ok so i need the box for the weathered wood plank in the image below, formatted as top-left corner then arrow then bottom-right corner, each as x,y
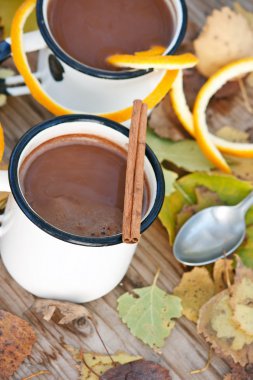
1,0 -> 252,379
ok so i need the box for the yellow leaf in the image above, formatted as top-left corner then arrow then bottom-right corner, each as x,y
173,267 -> 214,323
230,263 -> 253,336
213,259 -> 234,294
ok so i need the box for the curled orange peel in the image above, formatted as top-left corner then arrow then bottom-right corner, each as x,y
0,124 -> 4,162
194,58 -> 253,173
171,60 -> 253,173
107,52 -> 198,70
11,0 -> 179,123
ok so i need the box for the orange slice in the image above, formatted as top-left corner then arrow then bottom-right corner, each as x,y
194,58 -> 253,173
107,53 -> 198,70
11,0 -> 179,123
0,124 -> 4,162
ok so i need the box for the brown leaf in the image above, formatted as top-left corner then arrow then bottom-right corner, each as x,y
0,309 -> 36,379
197,289 -> 253,366
149,95 -> 187,141
224,363 -> 253,380
33,299 -> 92,325
100,360 -> 171,380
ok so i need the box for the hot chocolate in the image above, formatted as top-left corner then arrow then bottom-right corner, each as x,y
47,0 -> 174,70
19,134 -> 149,237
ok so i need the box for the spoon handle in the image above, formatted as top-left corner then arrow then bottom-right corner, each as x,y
237,191 -> 253,215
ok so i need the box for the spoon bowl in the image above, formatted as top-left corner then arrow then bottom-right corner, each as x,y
173,191 -> 253,266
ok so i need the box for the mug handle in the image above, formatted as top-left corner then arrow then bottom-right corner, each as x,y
0,31 -> 46,63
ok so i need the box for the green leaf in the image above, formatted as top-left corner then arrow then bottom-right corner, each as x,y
146,129 -> 214,172
159,172 -> 253,244
162,169 -> 178,196
117,272 -> 182,349
236,226 -> 253,269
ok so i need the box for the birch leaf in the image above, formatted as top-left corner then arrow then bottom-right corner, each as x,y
117,272 -> 182,349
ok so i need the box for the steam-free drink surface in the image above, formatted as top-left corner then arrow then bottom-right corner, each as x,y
47,0 -> 174,70
20,135 -> 149,237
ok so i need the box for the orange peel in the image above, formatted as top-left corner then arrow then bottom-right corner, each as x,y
0,124 -> 4,162
107,52 -> 198,70
194,58 -> 253,173
11,0 -> 179,123
171,61 -> 253,172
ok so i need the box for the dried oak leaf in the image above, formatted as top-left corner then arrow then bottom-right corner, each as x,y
100,359 -> 171,380
0,310 -> 36,379
213,259 -> 234,294
230,263 -> 253,336
33,299 -> 92,325
173,267 -> 215,323
197,290 -> 253,366
224,362 -> 253,380
194,7 -> 253,77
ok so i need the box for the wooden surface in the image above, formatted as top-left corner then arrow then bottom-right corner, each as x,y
1,1 -> 253,379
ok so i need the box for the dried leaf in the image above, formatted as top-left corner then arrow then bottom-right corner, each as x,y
198,290 -> 253,366
66,346 -> 142,380
194,7 -> 253,77
234,3 -> 253,30
230,263 -> 253,336
229,156 -> 253,184
216,126 -> 250,143
101,359 -> 172,380
0,310 -> 36,379
33,299 -> 92,325
213,259 -> 234,293
149,97 -> 186,141
117,272 -> 182,349
173,267 -> 215,323
224,363 -> 253,380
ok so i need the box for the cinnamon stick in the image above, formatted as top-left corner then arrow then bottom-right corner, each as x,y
122,100 -> 148,244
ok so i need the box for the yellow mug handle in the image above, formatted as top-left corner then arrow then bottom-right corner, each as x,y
11,0 -> 178,123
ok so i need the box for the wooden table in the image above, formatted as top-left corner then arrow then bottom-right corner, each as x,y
1,0 -> 252,379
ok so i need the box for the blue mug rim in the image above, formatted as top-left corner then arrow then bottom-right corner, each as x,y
36,0 -> 188,80
9,115 -> 165,247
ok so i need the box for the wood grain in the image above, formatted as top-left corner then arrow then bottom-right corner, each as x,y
1,1 -> 253,379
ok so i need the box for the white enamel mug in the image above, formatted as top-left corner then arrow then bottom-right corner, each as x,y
0,0 -> 187,117
0,115 -> 164,303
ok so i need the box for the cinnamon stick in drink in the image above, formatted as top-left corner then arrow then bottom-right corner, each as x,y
122,100 -> 148,243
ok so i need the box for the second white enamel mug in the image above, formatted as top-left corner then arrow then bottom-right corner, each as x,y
0,115 -> 164,303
